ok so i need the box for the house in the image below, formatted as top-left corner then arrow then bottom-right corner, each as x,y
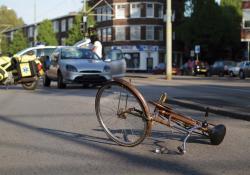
89,0 -> 184,72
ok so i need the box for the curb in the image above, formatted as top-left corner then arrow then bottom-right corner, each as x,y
168,98 -> 250,121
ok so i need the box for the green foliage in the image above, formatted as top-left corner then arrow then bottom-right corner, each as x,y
37,19 -> 58,45
0,5 -> 24,54
176,0 -> 242,61
0,5 -> 24,31
65,15 -> 83,46
8,30 -> 28,54
0,35 -> 9,55
86,3 -> 96,28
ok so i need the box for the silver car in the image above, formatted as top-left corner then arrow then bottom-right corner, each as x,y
228,62 -> 241,77
239,61 -> 250,79
43,47 -> 112,88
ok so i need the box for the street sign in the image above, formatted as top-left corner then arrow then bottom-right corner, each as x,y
195,45 -> 200,54
190,50 -> 195,57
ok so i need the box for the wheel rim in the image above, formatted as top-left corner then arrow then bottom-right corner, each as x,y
96,83 -> 148,146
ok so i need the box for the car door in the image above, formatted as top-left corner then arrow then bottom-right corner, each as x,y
104,49 -> 126,78
46,49 -> 60,80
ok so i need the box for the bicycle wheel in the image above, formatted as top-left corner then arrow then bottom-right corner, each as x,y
95,80 -> 149,147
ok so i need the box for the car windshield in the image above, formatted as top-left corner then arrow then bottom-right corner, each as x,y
37,48 -> 56,57
61,48 -> 100,60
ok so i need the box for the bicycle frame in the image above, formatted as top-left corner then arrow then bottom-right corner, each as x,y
97,78 -> 226,154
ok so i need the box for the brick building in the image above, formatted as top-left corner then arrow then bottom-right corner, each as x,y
90,0 -> 184,71
3,12 -> 78,47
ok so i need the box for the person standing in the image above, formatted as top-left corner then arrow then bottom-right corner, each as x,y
90,35 -> 103,59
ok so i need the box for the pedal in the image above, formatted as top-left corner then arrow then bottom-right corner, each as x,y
159,93 -> 168,104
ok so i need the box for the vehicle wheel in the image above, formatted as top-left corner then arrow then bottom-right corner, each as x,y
43,74 -> 51,87
239,71 -> 245,79
218,71 -> 224,77
206,71 -> 211,77
22,79 -> 39,90
229,71 -> 234,77
95,80 -> 149,147
57,72 -> 66,89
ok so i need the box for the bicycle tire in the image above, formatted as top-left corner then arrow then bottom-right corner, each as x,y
95,79 -> 150,147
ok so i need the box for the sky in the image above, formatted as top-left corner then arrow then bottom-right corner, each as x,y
0,0 -> 83,24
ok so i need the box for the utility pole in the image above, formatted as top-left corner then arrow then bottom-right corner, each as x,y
34,0 -> 37,46
166,0 -> 172,80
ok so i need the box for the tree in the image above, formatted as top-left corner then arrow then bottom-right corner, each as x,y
37,19 -> 58,45
65,15 -> 83,46
0,35 -> 9,55
8,30 -> 28,54
0,5 -> 23,31
176,0 -> 242,62
65,3 -> 96,46
0,5 -> 24,54
220,0 -> 242,58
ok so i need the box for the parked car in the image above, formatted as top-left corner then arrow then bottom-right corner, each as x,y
239,61 -> 250,79
152,63 -> 180,75
192,61 -> 209,76
43,47 -> 126,88
228,62 -> 241,77
180,62 -> 192,75
14,45 -> 57,59
208,60 -> 236,77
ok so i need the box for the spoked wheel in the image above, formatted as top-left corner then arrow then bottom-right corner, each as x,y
95,79 -> 150,147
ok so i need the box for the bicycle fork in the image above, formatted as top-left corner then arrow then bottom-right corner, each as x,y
177,125 -> 202,154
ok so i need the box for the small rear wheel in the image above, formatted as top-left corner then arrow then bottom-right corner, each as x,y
22,79 -> 39,90
95,80 -> 149,147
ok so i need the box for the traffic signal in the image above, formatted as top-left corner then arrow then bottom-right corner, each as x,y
80,15 -> 88,34
80,22 -> 87,34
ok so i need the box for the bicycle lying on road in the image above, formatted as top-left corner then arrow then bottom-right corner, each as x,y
95,78 -> 226,154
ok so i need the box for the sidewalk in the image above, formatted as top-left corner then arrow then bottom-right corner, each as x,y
125,73 -> 250,121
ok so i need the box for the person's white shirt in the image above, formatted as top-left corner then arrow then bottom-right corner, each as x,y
92,41 -> 102,58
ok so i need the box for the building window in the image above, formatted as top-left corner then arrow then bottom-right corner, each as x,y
102,6 -> 107,21
146,3 -> 154,17
97,29 -> 102,41
97,8 -> 102,22
155,26 -> 163,41
107,6 -> 112,20
130,26 -> 141,40
158,4 -> 163,18
130,3 -> 141,18
244,20 -> 250,28
68,18 -> 73,29
61,37 -> 66,45
116,4 -> 126,19
107,28 -> 112,41
146,26 -> 154,40
102,28 -> 107,42
53,21 -> 59,33
10,31 -> 14,41
61,19 -> 66,32
115,26 -> 125,40
28,27 -> 33,37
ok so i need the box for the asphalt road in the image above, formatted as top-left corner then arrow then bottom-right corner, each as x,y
0,78 -> 249,175
126,75 -> 250,119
